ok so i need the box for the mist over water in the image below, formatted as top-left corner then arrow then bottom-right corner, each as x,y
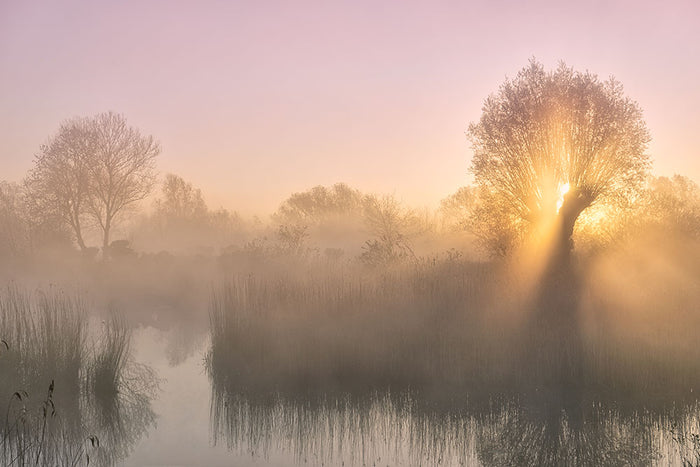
2,135 -> 700,467
2,2 -> 700,463
3,127 -> 700,466
1,205 -> 700,465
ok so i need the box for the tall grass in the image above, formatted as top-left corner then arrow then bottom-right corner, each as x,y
209,386 -> 694,465
0,286 -> 156,466
88,315 -> 131,399
0,287 -> 84,400
206,255 -> 700,464
207,260 -> 505,393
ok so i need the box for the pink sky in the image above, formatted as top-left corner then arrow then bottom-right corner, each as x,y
1,0 -> 699,214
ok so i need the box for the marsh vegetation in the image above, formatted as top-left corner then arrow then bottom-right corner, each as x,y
204,243 -> 700,465
0,288 -> 156,466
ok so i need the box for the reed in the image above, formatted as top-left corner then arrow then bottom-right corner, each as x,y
0,286 -> 155,466
206,255 -> 700,464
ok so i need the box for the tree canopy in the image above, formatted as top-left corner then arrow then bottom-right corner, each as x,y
468,60 -> 651,255
26,112 -> 159,255
273,183 -> 364,226
439,186 -> 478,232
155,173 -> 208,224
141,173 -> 244,253
85,112 -> 159,253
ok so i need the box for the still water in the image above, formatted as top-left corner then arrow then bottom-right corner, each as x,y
117,326 -> 699,466
2,290 -> 698,466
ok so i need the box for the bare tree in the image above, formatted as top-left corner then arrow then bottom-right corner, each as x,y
26,112 -> 160,256
25,117 -> 94,251
154,173 -> 208,224
135,173 -> 245,254
2,180 -> 71,258
634,175 -> 700,239
439,186 -> 478,232
85,112 -> 159,255
273,183 -> 364,226
468,60 -> 651,256
0,181 -> 29,258
360,194 -> 420,266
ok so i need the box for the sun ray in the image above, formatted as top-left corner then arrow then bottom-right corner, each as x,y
556,182 -> 570,214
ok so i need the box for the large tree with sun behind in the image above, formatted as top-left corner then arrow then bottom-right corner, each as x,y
468,60 -> 651,256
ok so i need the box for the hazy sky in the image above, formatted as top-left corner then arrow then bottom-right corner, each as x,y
1,0 -> 699,214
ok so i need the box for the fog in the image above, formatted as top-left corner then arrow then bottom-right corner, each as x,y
2,167 -> 700,465
3,1 -> 700,464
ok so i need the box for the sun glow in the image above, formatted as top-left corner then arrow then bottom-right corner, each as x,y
556,182 -> 570,214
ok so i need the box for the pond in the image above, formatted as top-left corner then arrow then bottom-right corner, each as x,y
2,262 -> 700,466
116,325 -> 699,466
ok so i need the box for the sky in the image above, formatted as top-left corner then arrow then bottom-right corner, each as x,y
1,0 -> 699,215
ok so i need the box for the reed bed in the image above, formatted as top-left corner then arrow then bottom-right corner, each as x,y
0,286 -> 156,466
208,260 -> 507,393
206,256 -> 700,464
208,379 -> 698,466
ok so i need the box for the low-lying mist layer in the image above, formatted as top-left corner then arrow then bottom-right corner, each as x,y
203,231 -> 700,464
2,174 -> 700,465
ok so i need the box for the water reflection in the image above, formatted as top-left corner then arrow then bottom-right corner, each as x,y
206,270 -> 700,466
209,375 -> 700,466
0,288 -> 157,466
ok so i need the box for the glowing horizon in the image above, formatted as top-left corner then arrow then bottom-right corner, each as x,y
1,0 -> 699,215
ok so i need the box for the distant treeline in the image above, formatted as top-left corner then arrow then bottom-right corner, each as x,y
2,172 -> 700,266
1,109 -> 699,266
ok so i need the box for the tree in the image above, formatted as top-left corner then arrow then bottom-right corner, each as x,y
25,117 -> 94,251
0,181 -> 30,258
273,183 -> 364,226
468,60 -> 651,256
136,173 -> 244,254
439,186 -> 478,232
26,112 -> 160,255
273,183 -> 367,254
154,174 -> 208,226
630,175 -> 700,240
360,194 -> 420,266
0,181 -> 70,259
85,112 -> 159,255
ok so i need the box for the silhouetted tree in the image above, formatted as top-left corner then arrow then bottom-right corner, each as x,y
0,182 -> 30,257
470,191 -> 523,257
572,174 -> 700,251
360,194 -> 419,266
85,112 -> 159,255
26,112 -> 159,255
468,60 -> 651,256
136,173 -> 244,254
273,183 -> 364,226
275,224 -> 310,256
272,183 -> 369,256
439,186 -> 477,232
154,174 -> 208,227
641,175 -> 700,238
25,117 -> 94,251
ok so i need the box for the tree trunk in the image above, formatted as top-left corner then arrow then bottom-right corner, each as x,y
71,211 -> 87,252
519,189 -> 592,397
554,188 -> 593,263
75,227 -> 87,252
102,217 -> 111,260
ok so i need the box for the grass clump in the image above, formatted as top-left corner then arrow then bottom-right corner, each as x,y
0,285 -> 156,466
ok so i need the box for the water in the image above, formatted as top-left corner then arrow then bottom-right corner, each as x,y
115,327 -> 698,466
3,268 -> 700,466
